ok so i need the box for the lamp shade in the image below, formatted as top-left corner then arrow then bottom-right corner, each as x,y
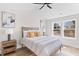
6,28 -> 13,34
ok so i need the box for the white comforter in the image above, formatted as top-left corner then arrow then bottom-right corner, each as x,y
21,36 -> 62,56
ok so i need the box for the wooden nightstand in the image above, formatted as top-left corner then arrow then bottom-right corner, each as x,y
0,40 -> 16,55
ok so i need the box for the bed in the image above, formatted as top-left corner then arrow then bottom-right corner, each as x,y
21,27 -> 62,56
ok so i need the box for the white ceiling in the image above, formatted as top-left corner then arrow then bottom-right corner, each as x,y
0,3 -> 36,10
0,3 -> 79,19
25,3 -> 79,19
0,3 -> 79,12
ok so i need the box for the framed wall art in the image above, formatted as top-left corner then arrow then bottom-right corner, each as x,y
1,11 -> 15,28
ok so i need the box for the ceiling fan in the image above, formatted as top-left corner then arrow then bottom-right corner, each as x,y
34,3 -> 52,10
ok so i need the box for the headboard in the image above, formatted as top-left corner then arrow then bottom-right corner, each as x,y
22,27 -> 39,37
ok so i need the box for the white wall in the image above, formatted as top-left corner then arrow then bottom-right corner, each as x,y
45,14 -> 79,48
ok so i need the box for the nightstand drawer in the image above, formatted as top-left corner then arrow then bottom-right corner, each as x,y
3,47 -> 16,54
2,40 -> 16,48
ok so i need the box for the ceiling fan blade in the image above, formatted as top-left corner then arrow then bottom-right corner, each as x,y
40,5 -> 44,9
39,4 -> 45,9
47,4 -> 52,9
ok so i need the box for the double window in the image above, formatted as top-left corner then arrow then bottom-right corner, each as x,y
52,19 -> 76,39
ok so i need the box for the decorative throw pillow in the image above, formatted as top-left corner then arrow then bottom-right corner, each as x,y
34,32 -> 40,37
27,32 -> 34,38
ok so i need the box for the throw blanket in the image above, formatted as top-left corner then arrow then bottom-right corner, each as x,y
21,36 -> 62,56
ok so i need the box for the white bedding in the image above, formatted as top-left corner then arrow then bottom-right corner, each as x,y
21,36 -> 62,56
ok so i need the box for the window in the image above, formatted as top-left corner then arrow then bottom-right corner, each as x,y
52,22 -> 61,36
52,19 -> 76,39
64,20 -> 75,38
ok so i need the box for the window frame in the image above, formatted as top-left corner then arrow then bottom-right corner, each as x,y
52,22 -> 62,37
63,19 -> 77,39
52,19 -> 77,39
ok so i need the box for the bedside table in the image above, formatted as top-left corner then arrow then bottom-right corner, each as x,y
0,40 -> 16,55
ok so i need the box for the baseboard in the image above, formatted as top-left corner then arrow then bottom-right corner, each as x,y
63,44 -> 79,50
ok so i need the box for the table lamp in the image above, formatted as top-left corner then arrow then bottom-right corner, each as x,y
6,28 -> 13,41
